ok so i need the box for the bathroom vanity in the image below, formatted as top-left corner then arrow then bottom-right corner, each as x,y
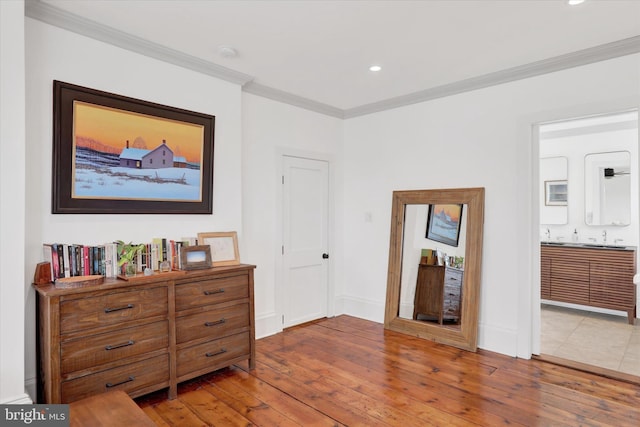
541,242 -> 636,324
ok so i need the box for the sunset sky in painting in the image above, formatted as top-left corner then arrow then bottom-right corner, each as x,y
433,204 -> 461,222
73,101 -> 204,163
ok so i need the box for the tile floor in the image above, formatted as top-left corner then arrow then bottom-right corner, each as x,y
541,304 -> 640,376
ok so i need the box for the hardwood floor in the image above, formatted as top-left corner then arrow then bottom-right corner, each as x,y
136,315 -> 640,426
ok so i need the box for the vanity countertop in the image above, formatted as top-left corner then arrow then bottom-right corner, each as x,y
541,241 -> 636,251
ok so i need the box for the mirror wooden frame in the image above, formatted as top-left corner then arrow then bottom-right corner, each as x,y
384,187 -> 485,351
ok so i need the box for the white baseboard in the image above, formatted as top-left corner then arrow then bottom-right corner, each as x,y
478,322 -> 518,357
338,295 -> 384,323
255,311 -> 282,339
1,393 -> 33,405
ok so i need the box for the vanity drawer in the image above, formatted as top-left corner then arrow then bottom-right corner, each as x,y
177,332 -> 250,378
61,320 -> 169,374
176,303 -> 249,344
175,274 -> 248,311
60,287 -> 168,334
61,354 -> 169,403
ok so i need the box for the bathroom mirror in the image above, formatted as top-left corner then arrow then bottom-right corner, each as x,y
384,188 -> 484,351
584,151 -> 630,226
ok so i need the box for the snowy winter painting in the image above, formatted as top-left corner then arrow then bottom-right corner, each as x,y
73,101 -> 204,201
53,81 -> 215,214
426,204 -> 463,247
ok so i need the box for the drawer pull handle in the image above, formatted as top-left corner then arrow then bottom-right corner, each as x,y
204,319 -> 226,327
105,340 -> 135,351
104,304 -> 134,313
105,376 -> 135,388
204,288 -> 225,295
205,348 -> 227,358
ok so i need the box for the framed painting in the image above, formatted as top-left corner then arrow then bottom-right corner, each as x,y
197,231 -> 240,267
545,180 -> 568,206
52,80 -> 215,214
180,245 -> 212,270
426,204 -> 463,247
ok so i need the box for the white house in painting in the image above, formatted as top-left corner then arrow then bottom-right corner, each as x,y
119,139 -> 183,169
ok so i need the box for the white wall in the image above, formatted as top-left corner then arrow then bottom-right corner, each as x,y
24,18 -> 244,400
342,53 -> 640,357
241,93 -> 343,337
0,0 -> 29,405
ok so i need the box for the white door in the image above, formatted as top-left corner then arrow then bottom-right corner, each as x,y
282,155 -> 329,328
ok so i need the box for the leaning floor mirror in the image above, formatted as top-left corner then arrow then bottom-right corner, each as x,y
384,187 -> 485,351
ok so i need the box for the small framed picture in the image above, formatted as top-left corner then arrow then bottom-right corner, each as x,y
180,245 -> 212,270
197,231 -> 240,267
545,180 -> 568,206
426,204 -> 463,247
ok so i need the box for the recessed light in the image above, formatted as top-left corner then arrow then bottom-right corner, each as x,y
568,0 -> 585,5
369,65 -> 382,72
218,46 -> 238,58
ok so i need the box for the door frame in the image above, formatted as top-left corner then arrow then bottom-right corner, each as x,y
275,148 -> 335,331
522,97 -> 639,359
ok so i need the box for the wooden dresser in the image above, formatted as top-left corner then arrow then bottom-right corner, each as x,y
541,244 -> 636,324
35,264 -> 255,404
413,264 -> 463,325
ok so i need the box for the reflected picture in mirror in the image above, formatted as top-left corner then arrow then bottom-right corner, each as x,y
384,188 -> 484,352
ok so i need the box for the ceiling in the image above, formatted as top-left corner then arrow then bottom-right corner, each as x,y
33,0 -> 640,117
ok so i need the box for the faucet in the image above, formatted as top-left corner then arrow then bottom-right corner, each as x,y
602,230 -> 607,244
545,228 -> 551,241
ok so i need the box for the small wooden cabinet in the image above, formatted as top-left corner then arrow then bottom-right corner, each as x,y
35,264 -> 255,403
413,264 -> 463,325
541,244 -> 636,324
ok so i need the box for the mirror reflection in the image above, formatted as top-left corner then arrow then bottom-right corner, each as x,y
384,188 -> 484,352
398,204 -> 467,328
585,151 -> 630,226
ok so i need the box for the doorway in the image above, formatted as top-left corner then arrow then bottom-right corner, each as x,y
537,110 -> 640,377
281,155 -> 330,328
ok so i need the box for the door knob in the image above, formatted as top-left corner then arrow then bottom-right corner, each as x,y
322,253 -> 329,259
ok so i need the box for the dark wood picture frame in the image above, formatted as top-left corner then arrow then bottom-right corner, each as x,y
52,80 -> 215,214
426,203 -> 463,247
180,245 -> 212,270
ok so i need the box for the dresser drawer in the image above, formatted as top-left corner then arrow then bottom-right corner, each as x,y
176,274 -> 248,311
60,287 -> 168,334
177,332 -> 250,377
61,320 -> 169,374
62,354 -> 169,403
176,303 -> 249,344
444,269 -> 463,287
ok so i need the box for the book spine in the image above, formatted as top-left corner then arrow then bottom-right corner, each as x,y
98,246 -> 105,276
104,244 -> 113,278
83,246 -> 90,276
56,244 -> 65,279
162,238 -> 168,262
92,246 -> 99,275
62,244 -> 71,278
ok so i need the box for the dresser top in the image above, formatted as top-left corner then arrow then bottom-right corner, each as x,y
34,264 -> 256,297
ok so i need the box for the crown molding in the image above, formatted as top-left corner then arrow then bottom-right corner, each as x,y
25,0 -> 254,86
344,35 -> 640,119
243,82 -> 344,118
25,1 -> 640,120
